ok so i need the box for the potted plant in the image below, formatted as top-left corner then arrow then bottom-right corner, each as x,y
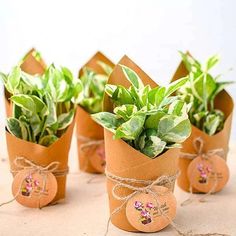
92,55 -> 191,232
76,52 -> 114,174
0,63 -> 82,208
172,52 -> 234,193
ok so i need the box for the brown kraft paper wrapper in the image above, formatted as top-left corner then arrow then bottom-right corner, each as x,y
104,55 -> 179,231
6,119 -> 75,204
76,52 -> 114,173
171,53 -> 234,192
4,48 -> 46,117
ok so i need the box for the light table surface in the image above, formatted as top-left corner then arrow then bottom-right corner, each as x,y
0,133 -> 235,236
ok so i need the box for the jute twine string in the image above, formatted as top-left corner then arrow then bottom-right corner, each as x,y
0,157 -> 68,209
77,135 -> 105,175
105,171 -> 229,236
77,135 -> 104,152
180,137 -> 224,206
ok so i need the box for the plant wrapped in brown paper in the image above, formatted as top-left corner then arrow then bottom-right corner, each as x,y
76,52 -> 114,174
0,63 -> 82,207
172,52 -> 234,193
92,55 -> 191,232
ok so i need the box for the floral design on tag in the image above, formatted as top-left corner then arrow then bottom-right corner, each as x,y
126,186 -> 176,232
197,163 -> 212,184
134,201 -> 155,225
21,174 -> 48,197
134,201 -> 169,225
12,170 -> 58,208
187,155 -> 230,193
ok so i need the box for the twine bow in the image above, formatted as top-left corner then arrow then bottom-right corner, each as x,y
0,157 -> 68,209
105,171 -> 181,236
104,170 -> 229,236
13,157 -> 60,174
180,137 -> 225,206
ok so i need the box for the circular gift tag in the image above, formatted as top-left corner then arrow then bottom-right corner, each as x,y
89,143 -> 106,173
12,169 -> 58,208
126,186 -> 176,232
187,154 -> 229,193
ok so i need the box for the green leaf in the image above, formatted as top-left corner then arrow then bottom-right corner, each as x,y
179,51 -> 201,73
105,84 -> 117,97
7,66 -> 21,92
114,114 -> 146,140
165,76 -> 188,97
61,66 -> 73,83
57,110 -> 74,130
142,136 -> 166,158
129,85 -> 144,108
39,135 -> 58,147
7,118 -> 22,139
209,81 -> 234,107
0,72 -> 7,84
203,114 -> 221,136
152,87 -> 166,107
19,116 -> 32,141
30,95 -> 48,115
10,94 -> 36,113
92,112 -> 121,133
7,117 -> 28,140
44,93 -> 57,126
168,100 -> 188,117
120,64 -> 144,89
145,111 -> 166,129
111,85 -> 134,105
114,104 -> 138,121
158,116 -> 191,143
206,55 -> 220,71
29,114 -> 42,139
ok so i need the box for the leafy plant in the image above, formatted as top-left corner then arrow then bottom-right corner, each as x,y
78,61 -> 113,114
177,52 -> 234,136
1,64 -> 82,146
92,65 -> 191,158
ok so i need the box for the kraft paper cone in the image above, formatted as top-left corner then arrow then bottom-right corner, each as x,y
6,119 -> 75,204
4,48 -> 46,117
76,52 -> 114,173
76,106 -> 105,173
171,53 -> 234,192
20,48 -> 46,75
78,51 -> 114,77
104,55 -> 179,231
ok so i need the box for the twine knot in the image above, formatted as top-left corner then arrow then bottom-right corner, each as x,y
14,157 -> 60,174
180,137 -> 224,161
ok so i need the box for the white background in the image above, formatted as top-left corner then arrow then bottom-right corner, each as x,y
0,0 -> 235,142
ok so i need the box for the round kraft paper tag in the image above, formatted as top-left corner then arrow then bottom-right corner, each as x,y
12,169 -> 57,208
187,154 -> 229,193
89,143 -> 106,173
126,186 -> 176,232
